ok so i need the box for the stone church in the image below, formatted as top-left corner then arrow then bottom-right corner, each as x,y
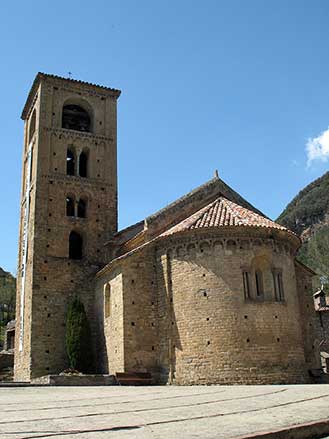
14,73 -> 318,384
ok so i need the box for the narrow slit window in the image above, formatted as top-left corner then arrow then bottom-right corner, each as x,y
242,271 -> 250,300
29,148 -> 34,183
277,272 -> 284,301
273,271 -> 284,302
28,109 -> 36,144
255,270 -> 264,297
104,283 -> 111,318
273,271 -> 279,301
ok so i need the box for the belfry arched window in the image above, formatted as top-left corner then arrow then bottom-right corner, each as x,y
28,109 -> 36,144
67,149 -> 75,175
62,105 -> 91,132
66,196 -> 75,217
69,231 -> 83,260
77,198 -> 86,218
79,151 -> 88,178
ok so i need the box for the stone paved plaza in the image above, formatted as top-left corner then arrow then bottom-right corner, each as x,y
1,385 -> 329,439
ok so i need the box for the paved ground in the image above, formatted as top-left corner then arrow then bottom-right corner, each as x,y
1,385 -> 329,439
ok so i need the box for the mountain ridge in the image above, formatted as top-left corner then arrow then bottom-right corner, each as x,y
277,171 -> 329,283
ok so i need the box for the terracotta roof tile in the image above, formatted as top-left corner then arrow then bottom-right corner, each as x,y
162,197 -> 289,236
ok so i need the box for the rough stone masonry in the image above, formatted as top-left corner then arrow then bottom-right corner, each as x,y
14,73 -> 320,384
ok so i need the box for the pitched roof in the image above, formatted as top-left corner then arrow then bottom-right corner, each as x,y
98,194 -> 299,277
144,175 -> 265,238
162,197 -> 290,237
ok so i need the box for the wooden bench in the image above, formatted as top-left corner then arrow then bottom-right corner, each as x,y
115,372 -> 152,386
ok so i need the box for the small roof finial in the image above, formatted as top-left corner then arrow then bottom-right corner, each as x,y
68,71 -> 72,79
214,169 -> 219,179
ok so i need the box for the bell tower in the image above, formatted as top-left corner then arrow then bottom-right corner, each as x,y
14,73 -> 121,381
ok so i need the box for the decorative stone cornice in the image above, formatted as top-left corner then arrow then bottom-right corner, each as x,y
46,127 -> 114,143
42,173 -> 115,188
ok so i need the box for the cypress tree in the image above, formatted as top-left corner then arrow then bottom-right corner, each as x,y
65,297 -> 93,373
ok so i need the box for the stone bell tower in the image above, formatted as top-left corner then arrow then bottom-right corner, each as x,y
14,73 -> 121,381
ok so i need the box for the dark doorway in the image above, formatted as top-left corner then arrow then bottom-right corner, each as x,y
69,231 -> 83,259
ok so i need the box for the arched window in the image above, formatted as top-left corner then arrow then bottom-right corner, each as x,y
79,151 -> 88,178
66,197 -> 75,217
67,149 -> 75,176
77,198 -> 86,218
69,231 -> 83,260
62,105 -> 91,132
255,270 -> 264,297
28,109 -> 36,144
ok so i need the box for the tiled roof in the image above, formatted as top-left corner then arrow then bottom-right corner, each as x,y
37,73 -> 121,93
97,196 -> 298,277
162,197 -> 289,236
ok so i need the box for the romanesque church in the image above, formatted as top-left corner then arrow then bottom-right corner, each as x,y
14,73 -> 318,384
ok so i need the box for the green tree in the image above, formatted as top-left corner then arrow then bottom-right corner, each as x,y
65,297 -> 93,373
0,269 -> 16,327
298,226 -> 329,288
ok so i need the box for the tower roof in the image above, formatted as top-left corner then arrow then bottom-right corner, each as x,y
21,72 -> 121,120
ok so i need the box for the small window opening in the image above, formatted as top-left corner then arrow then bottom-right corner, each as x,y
28,109 -> 36,144
277,272 -> 284,301
255,270 -> 264,297
29,149 -> 34,183
66,149 -> 75,176
242,271 -> 251,300
77,199 -> 86,218
69,231 -> 83,260
104,283 -> 111,318
79,151 -> 88,177
273,271 -> 284,302
62,105 -> 91,132
66,197 -> 75,217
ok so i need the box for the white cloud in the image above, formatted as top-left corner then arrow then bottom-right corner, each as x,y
306,127 -> 329,167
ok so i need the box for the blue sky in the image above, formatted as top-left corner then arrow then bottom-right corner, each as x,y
1,1 -> 329,274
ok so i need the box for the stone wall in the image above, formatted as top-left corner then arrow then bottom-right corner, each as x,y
154,230 -> 309,384
95,247 -> 158,376
295,263 -> 320,369
96,228 -> 314,385
95,269 -> 125,374
15,75 -> 120,381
